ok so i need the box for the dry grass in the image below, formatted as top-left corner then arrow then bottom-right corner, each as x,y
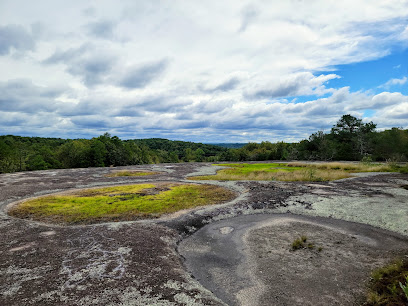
191,163 -> 351,182
245,168 -> 350,181
191,161 -> 406,182
8,183 -> 236,224
287,162 -> 399,172
105,170 -> 160,177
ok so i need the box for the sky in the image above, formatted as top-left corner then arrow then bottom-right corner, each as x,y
0,0 -> 407,143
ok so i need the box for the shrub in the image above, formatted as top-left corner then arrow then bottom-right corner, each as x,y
366,258 -> 408,305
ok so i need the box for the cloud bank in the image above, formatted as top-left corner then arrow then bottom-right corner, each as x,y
0,0 -> 407,142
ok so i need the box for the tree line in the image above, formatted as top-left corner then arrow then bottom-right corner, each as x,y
222,115 -> 407,162
0,133 -> 228,173
1,115 -> 407,173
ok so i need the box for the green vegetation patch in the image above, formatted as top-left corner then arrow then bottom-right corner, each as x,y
291,235 -> 308,250
191,163 -> 307,181
8,183 -> 235,225
105,170 -> 160,177
290,235 -> 322,252
190,162 -> 404,182
365,258 -> 408,305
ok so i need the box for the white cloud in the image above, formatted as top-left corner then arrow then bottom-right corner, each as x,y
0,0 -> 408,141
379,76 -> 408,89
371,92 -> 408,108
400,25 -> 408,40
245,72 -> 340,99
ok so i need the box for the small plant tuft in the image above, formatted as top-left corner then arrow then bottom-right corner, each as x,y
400,275 -> 408,300
361,156 -> 373,165
291,235 -> 323,252
292,237 -> 305,250
307,243 -> 315,249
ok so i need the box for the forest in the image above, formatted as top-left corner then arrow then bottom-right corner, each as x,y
0,115 -> 407,173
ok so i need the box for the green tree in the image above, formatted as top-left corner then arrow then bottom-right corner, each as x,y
89,139 -> 107,167
184,148 -> 195,162
194,148 -> 205,162
0,138 -> 19,173
372,128 -> 408,161
58,140 -> 91,168
330,114 -> 376,160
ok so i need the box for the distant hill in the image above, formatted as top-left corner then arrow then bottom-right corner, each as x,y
131,138 -> 227,157
210,143 -> 247,149
0,135 -> 229,173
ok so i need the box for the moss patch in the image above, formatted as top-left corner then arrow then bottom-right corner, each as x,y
190,162 -> 403,182
105,170 -> 160,177
8,183 -> 235,225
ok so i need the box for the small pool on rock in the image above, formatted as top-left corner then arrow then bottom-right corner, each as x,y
178,214 -> 408,306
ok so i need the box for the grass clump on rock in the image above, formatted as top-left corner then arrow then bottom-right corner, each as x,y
365,258 -> 408,305
8,183 -> 235,225
291,235 -> 308,250
291,235 -> 323,252
190,162 -> 405,182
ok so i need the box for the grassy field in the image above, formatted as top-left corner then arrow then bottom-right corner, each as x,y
105,170 -> 160,177
8,183 -> 235,224
190,162 -> 407,182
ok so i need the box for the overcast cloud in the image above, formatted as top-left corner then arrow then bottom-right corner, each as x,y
0,0 -> 407,142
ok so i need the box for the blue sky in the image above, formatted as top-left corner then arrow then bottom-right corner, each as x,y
291,48 -> 408,103
329,49 -> 408,94
0,1 -> 407,143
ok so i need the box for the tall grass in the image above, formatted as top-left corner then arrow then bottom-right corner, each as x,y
191,161 -> 407,182
193,168 -> 350,182
287,162 -> 405,173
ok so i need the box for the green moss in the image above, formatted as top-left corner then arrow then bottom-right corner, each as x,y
9,183 -> 235,224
